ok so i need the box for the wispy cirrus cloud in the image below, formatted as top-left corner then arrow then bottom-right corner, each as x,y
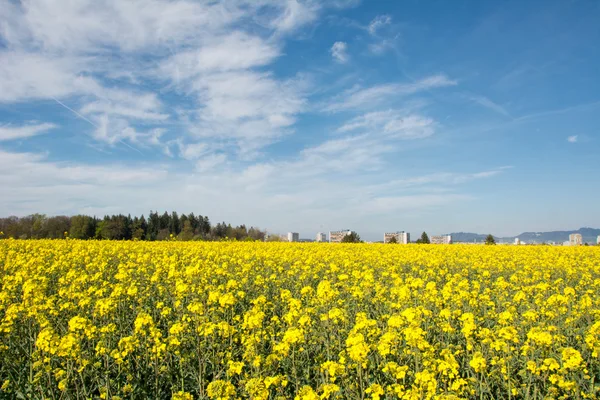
1,0 -> 236,53
323,75 -> 457,112
268,0 -> 319,33
182,70 -> 309,155
365,14 -> 399,55
567,135 -> 578,143
0,0 -> 346,155
0,142 -> 512,238
368,15 -> 391,35
0,122 -> 57,141
0,0 -> 522,239
330,41 -> 349,63
195,153 -> 227,172
337,110 -> 435,139
371,168 -> 512,192
156,32 -> 281,81
0,51 -> 91,103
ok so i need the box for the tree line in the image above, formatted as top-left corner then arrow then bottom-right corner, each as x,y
0,211 -> 267,241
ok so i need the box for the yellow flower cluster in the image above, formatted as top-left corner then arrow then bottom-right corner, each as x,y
1,239 -> 599,399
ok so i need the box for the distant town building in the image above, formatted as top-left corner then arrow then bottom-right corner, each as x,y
430,235 -> 452,244
329,230 -> 352,243
316,232 -> 327,242
597,235 -> 600,245
384,231 -> 410,244
287,232 -> 299,242
569,233 -> 583,246
514,238 -> 521,245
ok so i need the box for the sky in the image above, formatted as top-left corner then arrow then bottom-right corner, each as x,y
1,0 -> 599,240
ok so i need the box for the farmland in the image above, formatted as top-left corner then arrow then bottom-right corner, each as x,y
1,240 -> 599,399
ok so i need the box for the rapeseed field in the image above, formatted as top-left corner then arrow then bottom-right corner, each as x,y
1,240 -> 599,399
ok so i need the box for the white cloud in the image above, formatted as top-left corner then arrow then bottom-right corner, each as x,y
92,116 -> 140,145
0,0 -> 514,239
0,122 -> 57,141
0,148 -> 172,216
79,101 -> 169,122
178,71 -> 308,154
0,147 -> 508,239
324,75 -> 457,112
567,135 -> 578,143
2,0 -> 237,53
194,71 -> 304,123
157,32 -> 281,82
337,110 -> 435,139
365,15 -> 398,55
0,0 -> 334,154
330,41 -> 349,63
143,128 -> 167,146
269,0 -> 320,33
0,149 -> 167,188
298,134 -> 392,173
0,51 -> 169,146
368,15 -> 391,35
151,23 -> 310,155
179,142 -> 210,160
0,51 -> 92,103
196,153 -> 227,172
368,38 -> 395,55
372,169 -> 509,192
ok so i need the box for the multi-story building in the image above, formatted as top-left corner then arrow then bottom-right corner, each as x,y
329,230 -> 352,243
384,231 -> 410,244
430,235 -> 452,244
569,233 -> 583,246
287,232 -> 299,242
597,235 -> 600,245
514,238 -> 521,245
316,232 -> 327,242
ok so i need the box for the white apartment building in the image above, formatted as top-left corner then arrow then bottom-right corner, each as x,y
384,231 -> 410,244
329,230 -> 352,243
569,233 -> 583,246
597,235 -> 600,245
514,238 -> 521,245
430,235 -> 452,244
316,232 -> 327,242
287,232 -> 299,242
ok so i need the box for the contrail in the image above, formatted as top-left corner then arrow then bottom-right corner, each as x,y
51,96 -> 143,155
52,97 -> 99,127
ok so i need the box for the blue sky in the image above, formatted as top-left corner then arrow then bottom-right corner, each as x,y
1,0 -> 599,240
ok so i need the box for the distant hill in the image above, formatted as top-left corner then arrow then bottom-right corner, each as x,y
511,227 -> 600,244
447,228 -> 600,244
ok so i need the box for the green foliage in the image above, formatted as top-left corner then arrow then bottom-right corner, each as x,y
177,221 -> 195,241
485,234 -> 496,245
387,236 -> 398,244
416,232 -> 430,244
156,228 -> 171,241
0,211 -> 267,242
341,232 -> 362,243
97,215 -> 131,240
69,215 -> 96,239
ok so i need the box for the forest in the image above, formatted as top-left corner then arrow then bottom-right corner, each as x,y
0,211 -> 267,241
